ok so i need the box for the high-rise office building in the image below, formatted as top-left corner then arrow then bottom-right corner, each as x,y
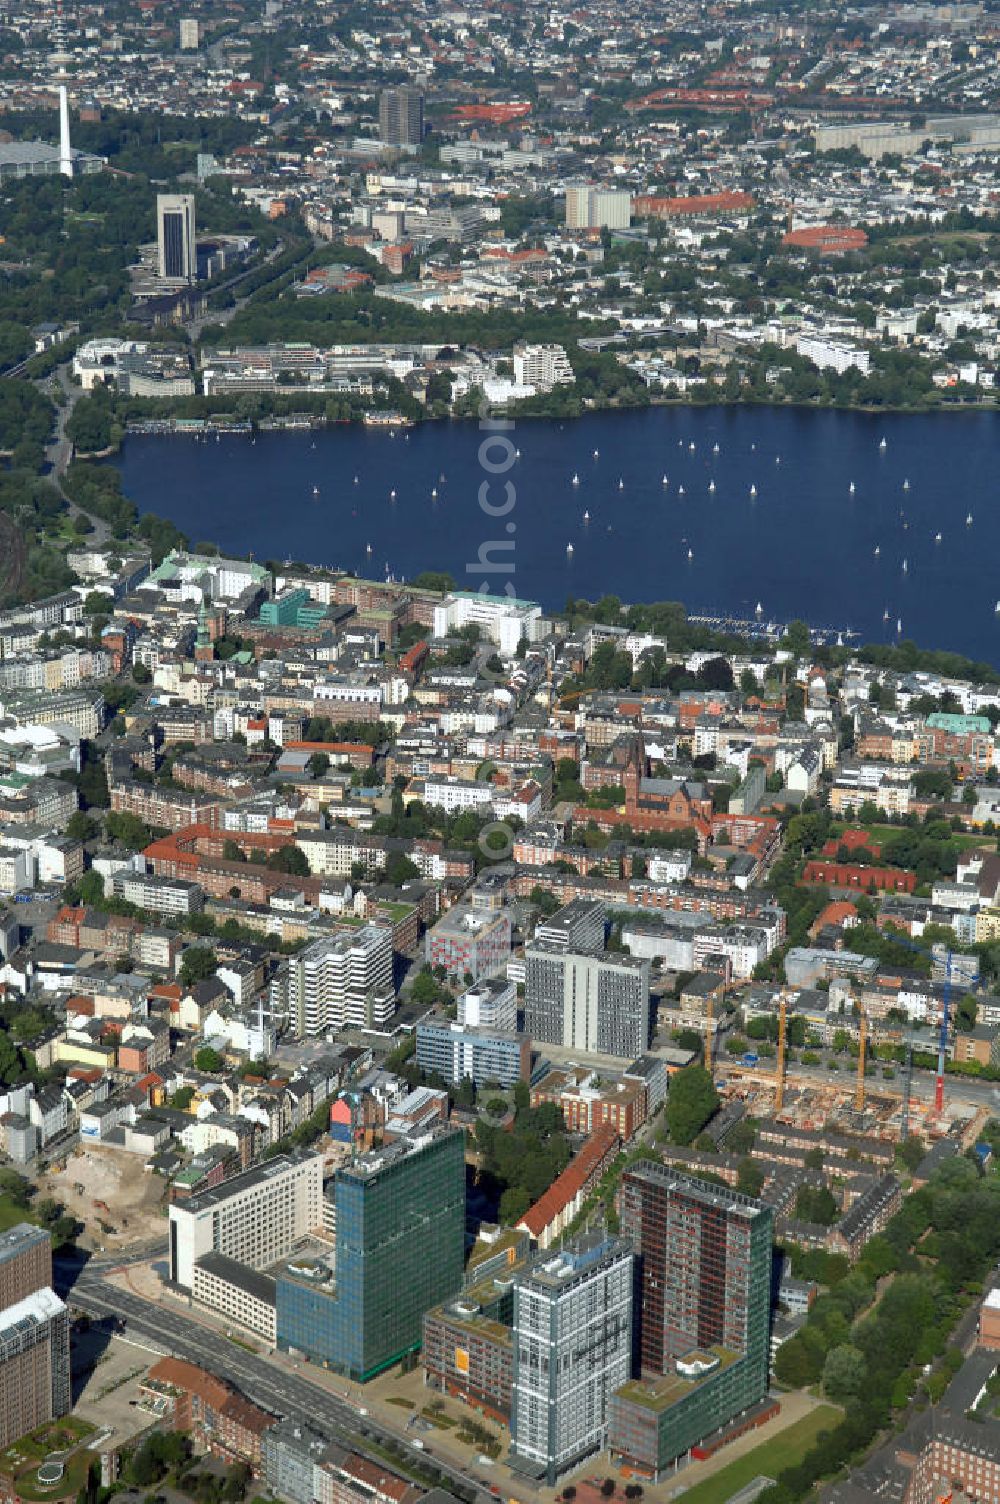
0,1288 -> 71,1448
276,1126 -> 465,1382
524,943 -> 651,1058
157,193 -> 197,282
564,183 -> 632,231
168,1152 -> 323,1290
0,1226 -> 69,1448
510,1232 -> 633,1485
378,86 -> 424,146
286,925 -> 395,1036
0,1224 -> 52,1310
608,1164 -> 773,1480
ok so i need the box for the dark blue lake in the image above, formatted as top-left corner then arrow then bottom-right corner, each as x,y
115,404 -> 1000,661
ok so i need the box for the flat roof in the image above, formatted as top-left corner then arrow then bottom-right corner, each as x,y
174,1151 -> 316,1215
195,1251 -> 276,1307
614,1347 -> 740,1411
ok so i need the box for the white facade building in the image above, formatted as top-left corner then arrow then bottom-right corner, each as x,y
168,1152 -> 323,1290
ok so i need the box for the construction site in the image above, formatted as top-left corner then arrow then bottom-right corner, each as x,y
706,990 -> 991,1154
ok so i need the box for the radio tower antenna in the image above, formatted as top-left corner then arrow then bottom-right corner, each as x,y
52,0 -> 74,178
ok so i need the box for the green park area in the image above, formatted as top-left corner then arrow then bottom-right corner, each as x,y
672,1405 -> 841,1504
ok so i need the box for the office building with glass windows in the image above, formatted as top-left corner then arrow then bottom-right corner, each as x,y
510,1232 -> 633,1485
157,193 -> 196,282
608,1164 -> 773,1480
275,1126 -> 465,1382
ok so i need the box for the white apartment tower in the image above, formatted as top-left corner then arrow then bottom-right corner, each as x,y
287,924 -> 395,1036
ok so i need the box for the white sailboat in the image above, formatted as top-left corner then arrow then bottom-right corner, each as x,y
678,485 -> 685,496
749,483 -> 757,498
572,473 -> 580,486
389,488 -> 396,500
713,442 -> 720,454
902,558 -> 908,573
687,547 -> 694,560
566,542 -> 574,556
849,481 -> 856,495
903,478 -> 910,491
583,509 -> 590,522
312,485 -> 320,497
431,487 -> 438,498
662,474 -> 669,486
934,532 -> 942,543
874,545 -> 880,556
880,436 -> 887,450
618,478 -> 624,490
967,512 -> 974,526
708,479 -> 716,493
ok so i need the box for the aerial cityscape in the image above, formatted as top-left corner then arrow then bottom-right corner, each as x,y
2,0 -> 1000,1502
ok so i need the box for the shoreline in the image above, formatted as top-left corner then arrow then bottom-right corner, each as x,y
100,390 -> 1000,451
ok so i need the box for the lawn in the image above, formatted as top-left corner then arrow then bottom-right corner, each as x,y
672,1404 -> 840,1504
832,819 -> 993,853
0,1194 -> 36,1233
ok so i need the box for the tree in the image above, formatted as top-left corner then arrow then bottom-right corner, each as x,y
955,994 -> 978,1033
267,845 -> 310,877
737,1158 -> 765,1197
222,838 -> 245,862
179,946 -> 218,987
410,967 -> 445,1006
822,1343 -> 868,1402
76,869 -> 106,906
194,1046 -> 224,1072
105,811 -> 151,850
65,811 -> 97,842
307,751 -> 330,778
666,1067 -> 719,1146
387,855 -> 420,886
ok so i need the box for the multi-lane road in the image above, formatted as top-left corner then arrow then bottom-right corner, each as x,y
63,1261 -> 497,1504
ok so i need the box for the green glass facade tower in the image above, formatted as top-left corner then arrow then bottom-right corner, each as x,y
276,1126 -> 465,1382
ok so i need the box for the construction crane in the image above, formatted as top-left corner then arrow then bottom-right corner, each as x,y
900,1036 -> 915,1141
855,1007 -> 868,1115
704,992 -> 714,1079
877,929 -> 958,1115
775,993 -> 788,1114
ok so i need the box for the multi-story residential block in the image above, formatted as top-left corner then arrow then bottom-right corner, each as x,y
510,1232 -> 633,1485
275,1126 -> 465,1382
286,925 -> 395,1036
608,1165 -> 773,1480
168,1152 -> 323,1291
534,898 -> 606,954
530,1067 -> 646,1139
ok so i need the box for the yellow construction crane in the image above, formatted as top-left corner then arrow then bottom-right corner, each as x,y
855,1008 -> 868,1115
775,993 -> 787,1113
